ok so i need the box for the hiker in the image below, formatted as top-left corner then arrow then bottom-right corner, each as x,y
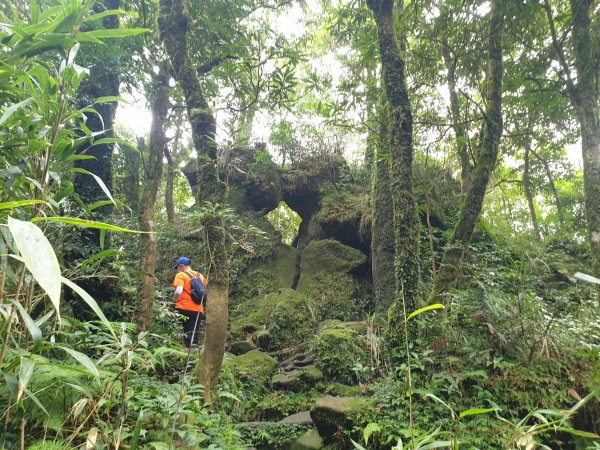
172,256 -> 207,348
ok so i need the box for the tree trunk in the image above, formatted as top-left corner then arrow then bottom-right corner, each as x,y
429,0 -> 504,302
123,147 -> 141,215
159,0 -> 229,402
530,148 -> 563,222
164,148 -> 176,224
523,145 -> 542,241
371,104 -> 396,311
441,36 -> 473,195
137,65 -> 169,332
569,0 -> 600,278
367,0 -> 420,328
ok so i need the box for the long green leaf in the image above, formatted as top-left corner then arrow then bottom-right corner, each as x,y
61,277 -> 116,339
459,407 -> 497,419
0,97 -> 33,125
554,427 -> 600,439
0,200 -> 48,210
78,28 -> 149,40
17,358 -> 35,403
12,300 -> 42,343
70,168 -> 116,206
83,9 -> 126,23
56,345 -> 99,378
93,96 -> 129,105
406,304 -> 445,322
418,442 -> 454,450
32,216 -> 152,233
7,217 -> 62,319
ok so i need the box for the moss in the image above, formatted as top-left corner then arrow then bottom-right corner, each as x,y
311,324 -> 370,384
230,288 -> 313,350
222,350 -> 277,396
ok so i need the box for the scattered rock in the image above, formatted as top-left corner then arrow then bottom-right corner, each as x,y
230,340 -> 256,356
290,429 -> 324,450
272,365 -> 324,392
223,350 -> 277,395
310,395 -> 370,441
279,411 -> 314,425
328,383 -> 362,397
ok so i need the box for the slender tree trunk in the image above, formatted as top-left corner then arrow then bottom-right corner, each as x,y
371,104 -> 396,311
523,146 -> 542,241
429,0 -> 504,302
530,148 -> 563,222
123,147 -> 140,215
367,0 -> 420,328
159,0 -> 229,402
569,0 -> 600,278
441,36 -> 472,195
164,121 -> 181,224
137,65 -> 169,331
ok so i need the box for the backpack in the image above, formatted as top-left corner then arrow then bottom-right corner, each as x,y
184,271 -> 207,306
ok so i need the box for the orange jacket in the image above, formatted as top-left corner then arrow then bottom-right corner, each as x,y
173,270 -> 206,314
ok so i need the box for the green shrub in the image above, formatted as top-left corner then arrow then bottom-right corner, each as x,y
311,324 -> 370,384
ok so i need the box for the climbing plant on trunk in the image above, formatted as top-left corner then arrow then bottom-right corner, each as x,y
366,0 -> 420,333
429,0 -> 505,302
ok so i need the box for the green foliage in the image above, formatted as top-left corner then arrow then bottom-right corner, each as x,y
236,422 -> 310,448
267,201 -> 301,245
311,324 -> 371,384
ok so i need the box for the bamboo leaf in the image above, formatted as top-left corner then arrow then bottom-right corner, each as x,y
70,168 -> 116,206
0,97 -> 34,125
459,407 -> 497,419
32,216 -> 151,233
406,304 -> 445,322
56,345 -> 99,378
12,300 -> 42,343
78,28 -> 149,40
17,358 -> 35,403
61,277 -> 116,339
7,217 -> 62,319
0,200 -> 48,210
93,96 -> 129,105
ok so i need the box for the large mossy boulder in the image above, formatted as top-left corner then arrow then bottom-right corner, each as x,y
315,190 -> 371,253
230,288 -> 312,350
221,350 -> 277,395
311,323 -> 370,384
310,395 -> 370,443
272,365 -> 324,392
231,242 -> 297,308
297,239 -> 367,321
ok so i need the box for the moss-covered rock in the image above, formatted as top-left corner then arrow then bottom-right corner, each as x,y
311,323 -> 370,384
222,350 -> 277,395
272,365 -> 324,392
297,240 -> 367,321
231,288 -> 313,350
310,395 -> 370,442
230,340 -> 256,355
233,243 -> 297,306
290,429 -> 324,450
279,410 -> 314,425
327,383 -> 363,397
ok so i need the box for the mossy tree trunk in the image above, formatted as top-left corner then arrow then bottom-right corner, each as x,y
367,0 -> 420,328
544,0 -> 600,278
569,0 -> 600,278
137,64 -> 169,332
429,0 -> 505,302
441,36 -> 473,196
371,104 -> 396,311
159,0 -> 229,403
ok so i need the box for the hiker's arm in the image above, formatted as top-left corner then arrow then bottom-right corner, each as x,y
174,285 -> 183,302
